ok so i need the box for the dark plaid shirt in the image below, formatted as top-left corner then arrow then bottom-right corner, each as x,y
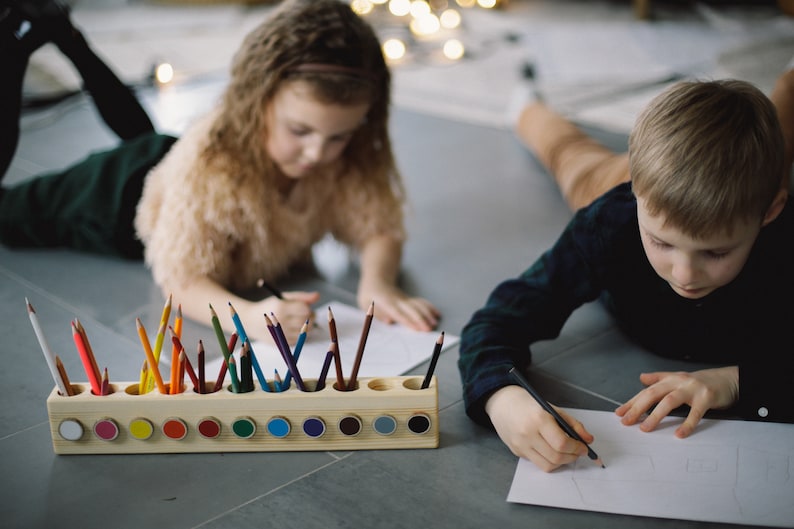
459,183 -> 794,427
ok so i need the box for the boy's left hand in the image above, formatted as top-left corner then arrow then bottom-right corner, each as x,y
615,366 -> 739,438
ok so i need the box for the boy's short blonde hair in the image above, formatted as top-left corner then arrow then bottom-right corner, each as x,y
629,79 -> 785,237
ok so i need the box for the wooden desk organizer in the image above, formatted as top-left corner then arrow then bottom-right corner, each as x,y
46,376 -> 439,454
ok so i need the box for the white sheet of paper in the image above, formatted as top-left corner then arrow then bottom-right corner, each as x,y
206,302 -> 457,386
507,408 -> 794,527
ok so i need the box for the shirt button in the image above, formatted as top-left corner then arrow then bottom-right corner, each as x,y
758,407 -> 769,418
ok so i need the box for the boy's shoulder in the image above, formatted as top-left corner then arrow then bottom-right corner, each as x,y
572,182 -> 637,233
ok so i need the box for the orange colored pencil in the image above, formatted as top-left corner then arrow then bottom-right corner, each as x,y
135,318 -> 166,394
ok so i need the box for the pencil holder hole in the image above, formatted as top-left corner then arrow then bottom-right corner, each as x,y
331,381 -> 354,392
366,378 -> 394,391
124,384 -> 140,396
164,383 -> 185,395
192,382 -> 216,394
56,384 -> 85,397
402,377 -> 425,391
301,379 -> 320,392
56,385 -> 83,397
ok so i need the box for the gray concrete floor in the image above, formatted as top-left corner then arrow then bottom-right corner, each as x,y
1,1 -> 789,528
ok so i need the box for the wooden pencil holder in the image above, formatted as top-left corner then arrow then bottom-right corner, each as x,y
46,376 -> 439,454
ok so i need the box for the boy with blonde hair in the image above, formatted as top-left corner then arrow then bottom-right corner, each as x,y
459,78 -> 793,473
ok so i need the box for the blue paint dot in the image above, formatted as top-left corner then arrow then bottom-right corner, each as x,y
266,417 -> 291,438
373,415 -> 397,436
302,417 -> 326,438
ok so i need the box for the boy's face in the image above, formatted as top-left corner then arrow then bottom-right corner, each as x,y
636,197 -> 761,299
265,80 -> 370,179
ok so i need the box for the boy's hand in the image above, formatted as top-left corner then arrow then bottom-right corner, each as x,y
485,385 -> 594,473
615,366 -> 739,438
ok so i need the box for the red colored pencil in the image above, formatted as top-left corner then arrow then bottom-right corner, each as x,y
71,321 -> 101,395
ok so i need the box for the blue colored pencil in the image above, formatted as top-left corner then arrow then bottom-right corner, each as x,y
228,302 -> 269,391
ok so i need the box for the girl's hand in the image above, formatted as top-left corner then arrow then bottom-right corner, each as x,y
357,283 -> 440,332
255,291 -> 320,340
486,385 -> 594,473
615,366 -> 739,439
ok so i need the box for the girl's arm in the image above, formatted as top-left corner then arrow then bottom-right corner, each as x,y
356,234 -> 439,331
165,276 -> 319,342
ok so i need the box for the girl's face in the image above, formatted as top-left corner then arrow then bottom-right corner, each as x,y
636,197 -> 760,299
265,80 -> 370,179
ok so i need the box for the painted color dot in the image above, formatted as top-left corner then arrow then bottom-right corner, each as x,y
162,418 -> 188,440
302,417 -> 326,438
58,419 -> 84,441
93,418 -> 119,441
338,415 -> 362,436
198,417 -> 221,439
129,418 -> 154,440
232,417 -> 256,439
266,417 -> 291,438
407,413 -> 431,435
373,415 -> 397,436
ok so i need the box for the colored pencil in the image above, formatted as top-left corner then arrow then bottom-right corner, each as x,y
213,332 -> 237,392
26,298 -> 70,396
209,304 -> 239,393
71,321 -> 101,395
167,305 -> 182,394
228,356 -> 239,393
55,355 -> 75,396
145,294 -> 172,392
328,307 -> 345,389
282,319 -> 309,389
316,347 -> 334,391
508,367 -> 605,468
228,302 -> 268,390
177,345 -> 199,391
265,312 -> 306,391
138,360 -> 148,395
273,369 -> 283,392
101,367 -> 110,396
347,301 -> 374,390
257,278 -> 284,299
197,340 -> 206,394
421,331 -> 444,389
74,319 -> 101,385
269,312 -> 306,391
240,341 -> 254,392
135,318 -> 167,394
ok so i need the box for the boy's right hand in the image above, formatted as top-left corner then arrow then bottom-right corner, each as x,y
485,385 -> 594,473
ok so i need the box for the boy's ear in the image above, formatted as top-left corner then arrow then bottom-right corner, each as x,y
762,189 -> 788,226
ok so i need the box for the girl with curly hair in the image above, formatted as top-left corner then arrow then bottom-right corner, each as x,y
0,0 -> 440,339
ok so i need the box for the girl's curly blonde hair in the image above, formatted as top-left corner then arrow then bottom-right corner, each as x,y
202,0 -> 400,198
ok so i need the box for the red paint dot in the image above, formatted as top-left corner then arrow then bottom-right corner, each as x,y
198,418 -> 221,439
162,418 -> 187,440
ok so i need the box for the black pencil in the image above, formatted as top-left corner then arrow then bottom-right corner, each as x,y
421,331 -> 444,389
508,367 -> 605,468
